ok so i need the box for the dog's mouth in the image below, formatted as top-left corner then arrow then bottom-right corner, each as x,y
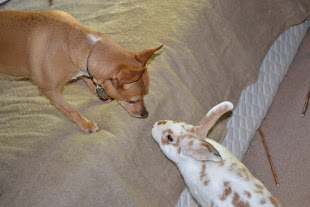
118,101 -> 148,118
124,108 -> 149,119
138,110 -> 148,118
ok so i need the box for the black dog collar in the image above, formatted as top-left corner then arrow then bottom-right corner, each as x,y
85,42 -> 110,101
86,45 -> 94,80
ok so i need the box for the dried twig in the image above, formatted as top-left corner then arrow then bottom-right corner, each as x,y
258,128 -> 279,186
301,87 -> 310,117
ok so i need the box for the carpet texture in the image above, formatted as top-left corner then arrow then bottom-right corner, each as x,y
243,29 -> 310,207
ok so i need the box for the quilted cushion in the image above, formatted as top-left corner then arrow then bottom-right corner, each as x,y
176,20 -> 310,207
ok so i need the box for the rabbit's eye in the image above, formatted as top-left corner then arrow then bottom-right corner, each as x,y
167,134 -> 174,142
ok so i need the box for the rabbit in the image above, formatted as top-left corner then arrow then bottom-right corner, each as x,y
152,101 -> 280,207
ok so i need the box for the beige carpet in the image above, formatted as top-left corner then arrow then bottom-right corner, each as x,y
243,29 -> 310,207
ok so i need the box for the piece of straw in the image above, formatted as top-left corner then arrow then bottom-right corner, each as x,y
258,128 -> 280,186
301,87 -> 310,116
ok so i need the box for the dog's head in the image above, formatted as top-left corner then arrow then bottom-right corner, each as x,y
102,68 -> 150,118
87,35 -> 162,85
87,35 -> 162,118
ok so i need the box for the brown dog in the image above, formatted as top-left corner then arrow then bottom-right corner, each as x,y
0,10 -> 163,133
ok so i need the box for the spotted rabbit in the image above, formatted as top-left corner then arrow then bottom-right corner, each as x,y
152,101 -> 280,207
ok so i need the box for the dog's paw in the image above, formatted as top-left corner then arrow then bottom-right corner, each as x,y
83,121 -> 99,133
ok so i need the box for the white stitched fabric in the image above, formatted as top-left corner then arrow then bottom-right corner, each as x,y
176,20 -> 310,207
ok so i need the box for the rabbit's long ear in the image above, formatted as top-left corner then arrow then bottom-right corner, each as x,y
181,140 -> 222,162
194,101 -> 233,139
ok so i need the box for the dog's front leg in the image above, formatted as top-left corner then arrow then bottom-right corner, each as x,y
39,87 -> 99,133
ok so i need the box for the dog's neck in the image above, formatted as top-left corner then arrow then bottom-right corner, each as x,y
84,36 -> 110,100
67,29 -> 101,78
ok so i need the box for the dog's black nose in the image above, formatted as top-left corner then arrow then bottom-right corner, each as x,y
141,110 -> 148,118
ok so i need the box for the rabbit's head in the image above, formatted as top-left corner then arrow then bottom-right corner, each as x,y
152,101 -> 233,164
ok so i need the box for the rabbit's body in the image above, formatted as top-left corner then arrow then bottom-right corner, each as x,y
179,138 -> 278,207
152,101 -> 280,207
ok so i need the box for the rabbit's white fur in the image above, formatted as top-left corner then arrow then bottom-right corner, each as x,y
152,101 -> 280,207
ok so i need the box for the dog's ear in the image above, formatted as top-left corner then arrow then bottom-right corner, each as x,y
122,82 -> 136,90
134,45 -> 163,66
111,79 -> 119,88
117,67 -> 146,86
102,79 -> 120,99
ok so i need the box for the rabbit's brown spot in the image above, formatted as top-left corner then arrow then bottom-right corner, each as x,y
203,180 -> 209,186
161,137 -> 169,146
219,160 -> 226,166
232,192 -> 250,207
157,120 -> 167,125
255,184 -> 264,190
200,164 -> 207,180
237,168 -> 250,181
220,181 -> 232,201
244,191 -> 251,198
182,125 -> 195,135
254,184 -> 264,194
188,140 -> 194,147
210,201 -> 214,207
237,171 -> 243,178
242,168 -> 250,181
174,121 -> 183,123
183,134 -> 196,140
163,129 -> 174,135
229,163 -> 237,171
178,147 -> 181,154
260,198 -> 266,205
269,196 -> 280,207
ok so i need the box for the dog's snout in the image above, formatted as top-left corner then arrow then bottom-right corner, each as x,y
141,110 -> 148,118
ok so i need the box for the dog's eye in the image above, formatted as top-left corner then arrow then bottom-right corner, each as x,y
167,134 -> 174,142
128,100 -> 138,104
